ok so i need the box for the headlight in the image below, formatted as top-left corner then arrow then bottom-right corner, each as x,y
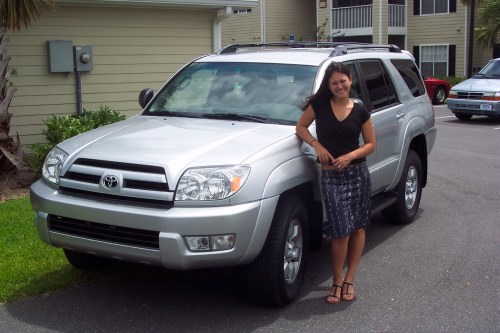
42,147 -> 68,185
175,165 -> 250,201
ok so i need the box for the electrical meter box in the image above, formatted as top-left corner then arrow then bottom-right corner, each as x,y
74,45 -> 93,72
47,40 -> 74,73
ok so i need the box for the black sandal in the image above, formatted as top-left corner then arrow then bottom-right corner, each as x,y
326,284 -> 342,304
341,282 -> 355,301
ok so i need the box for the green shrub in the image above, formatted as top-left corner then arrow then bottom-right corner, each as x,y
433,76 -> 467,87
29,106 -> 126,173
442,76 -> 467,87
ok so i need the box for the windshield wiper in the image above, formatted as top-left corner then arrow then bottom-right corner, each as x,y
204,113 -> 276,124
147,110 -> 205,118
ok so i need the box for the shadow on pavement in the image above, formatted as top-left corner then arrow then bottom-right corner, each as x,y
3,214 -> 412,332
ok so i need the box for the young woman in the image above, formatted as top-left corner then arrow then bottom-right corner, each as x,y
296,62 -> 376,304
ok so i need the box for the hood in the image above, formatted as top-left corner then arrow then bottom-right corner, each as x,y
451,77 -> 500,92
59,115 -> 295,177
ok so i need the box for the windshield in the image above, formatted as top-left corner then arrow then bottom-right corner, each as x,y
143,62 -> 317,125
475,60 -> 500,78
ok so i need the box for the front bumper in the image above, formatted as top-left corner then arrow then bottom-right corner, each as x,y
447,99 -> 500,117
30,180 -> 278,270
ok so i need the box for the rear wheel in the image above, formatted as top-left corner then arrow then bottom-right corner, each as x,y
433,86 -> 447,104
63,249 -> 111,270
382,150 -> 422,224
246,195 -> 309,306
455,113 -> 473,121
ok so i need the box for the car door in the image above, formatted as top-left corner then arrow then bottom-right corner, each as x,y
349,60 -> 405,193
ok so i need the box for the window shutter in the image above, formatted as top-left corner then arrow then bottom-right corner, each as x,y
450,0 -> 457,13
448,45 -> 456,77
413,46 -> 420,68
414,0 -> 420,15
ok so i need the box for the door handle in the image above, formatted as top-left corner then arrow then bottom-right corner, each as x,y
396,111 -> 405,121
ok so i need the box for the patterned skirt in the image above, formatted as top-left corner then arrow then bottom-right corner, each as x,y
321,162 -> 371,239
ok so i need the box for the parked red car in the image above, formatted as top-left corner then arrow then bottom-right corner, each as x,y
424,76 -> 451,105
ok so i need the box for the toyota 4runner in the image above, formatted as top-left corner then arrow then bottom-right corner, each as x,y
30,42 -> 437,306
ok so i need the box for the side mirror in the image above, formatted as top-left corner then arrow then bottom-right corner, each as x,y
138,88 -> 154,109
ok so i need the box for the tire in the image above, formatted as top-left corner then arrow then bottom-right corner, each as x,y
455,113 -> 473,121
63,249 -> 111,270
245,195 -> 309,306
382,150 -> 422,224
433,86 -> 447,104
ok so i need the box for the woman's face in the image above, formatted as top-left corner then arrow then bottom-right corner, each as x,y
328,71 -> 352,99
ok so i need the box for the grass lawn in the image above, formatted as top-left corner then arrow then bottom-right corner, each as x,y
0,196 -> 126,304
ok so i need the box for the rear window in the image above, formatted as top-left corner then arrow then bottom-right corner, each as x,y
391,59 -> 426,97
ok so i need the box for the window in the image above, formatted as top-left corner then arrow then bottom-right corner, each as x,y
146,62 -> 316,125
420,45 -> 448,77
391,59 -> 426,97
344,62 -> 364,101
357,61 -> 398,111
421,0 -> 448,14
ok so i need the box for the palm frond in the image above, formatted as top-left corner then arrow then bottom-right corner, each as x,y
0,0 -> 56,31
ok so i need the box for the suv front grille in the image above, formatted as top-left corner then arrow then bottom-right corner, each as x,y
59,158 -> 173,206
457,91 -> 483,100
48,215 -> 160,249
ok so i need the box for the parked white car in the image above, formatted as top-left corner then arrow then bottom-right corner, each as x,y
447,58 -> 500,120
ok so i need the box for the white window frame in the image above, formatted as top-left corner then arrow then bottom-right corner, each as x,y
420,0 -> 449,16
419,44 -> 449,77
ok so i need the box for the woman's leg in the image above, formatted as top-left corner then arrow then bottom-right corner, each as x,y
326,236 -> 349,303
330,236 -> 349,286
342,228 -> 366,300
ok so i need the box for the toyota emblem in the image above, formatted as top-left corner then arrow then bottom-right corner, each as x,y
102,175 -> 119,189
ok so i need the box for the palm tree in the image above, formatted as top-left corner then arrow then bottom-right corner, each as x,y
0,0 -> 56,172
474,0 -> 500,49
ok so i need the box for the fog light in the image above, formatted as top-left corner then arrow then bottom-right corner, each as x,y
185,234 -> 235,252
211,234 -> 235,251
185,236 -> 210,251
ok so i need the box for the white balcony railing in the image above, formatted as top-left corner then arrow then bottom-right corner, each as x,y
331,4 -> 405,30
388,4 -> 405,27
332,5 -> 372,30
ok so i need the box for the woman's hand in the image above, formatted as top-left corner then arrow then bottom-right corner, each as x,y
312,142 -> 335,166
332,153 -> 354,170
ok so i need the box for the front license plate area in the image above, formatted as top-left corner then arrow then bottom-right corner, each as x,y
480,104 -> 492,111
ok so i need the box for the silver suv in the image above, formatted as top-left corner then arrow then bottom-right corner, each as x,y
30,42 -> 436,306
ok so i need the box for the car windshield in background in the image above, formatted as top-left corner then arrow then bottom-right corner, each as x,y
143,62 -> 317,125
474,59 -> 500,79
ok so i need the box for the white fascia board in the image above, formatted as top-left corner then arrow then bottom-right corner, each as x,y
57,0 -> 259,9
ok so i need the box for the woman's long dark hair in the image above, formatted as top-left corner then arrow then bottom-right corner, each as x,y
301,62 -> 352,111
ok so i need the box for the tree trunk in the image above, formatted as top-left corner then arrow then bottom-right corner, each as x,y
0,26 -> 24,171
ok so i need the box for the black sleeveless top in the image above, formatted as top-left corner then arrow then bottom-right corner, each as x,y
311,98 -> 371,165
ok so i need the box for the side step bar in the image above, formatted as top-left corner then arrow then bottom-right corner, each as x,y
370,192 -> 398,216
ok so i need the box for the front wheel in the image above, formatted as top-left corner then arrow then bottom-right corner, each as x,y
382,150 -> 423,224
433,86 -> 447,104
245,195 -> 309,306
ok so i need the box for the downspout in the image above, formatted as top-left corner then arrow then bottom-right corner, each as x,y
464,6 -> 468,76
213,6 -> 233,52
260,0 -> 266,43
379,0 -> 383,44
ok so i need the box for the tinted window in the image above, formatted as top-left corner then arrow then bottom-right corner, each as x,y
344,62 -> 364,101
358,61 -> 399,110
391,59 -> 426,97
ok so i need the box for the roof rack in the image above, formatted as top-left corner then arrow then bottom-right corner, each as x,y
329,44 -> 401,56
217,42 -> 402,56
